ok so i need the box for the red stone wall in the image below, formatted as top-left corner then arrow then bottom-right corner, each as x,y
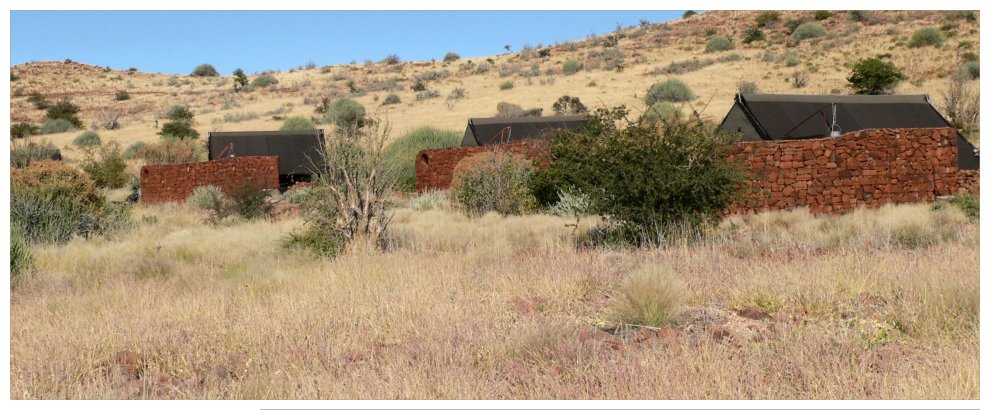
416,127 -> 974,214
415,140 -> 549,191
140,156 -> 279,204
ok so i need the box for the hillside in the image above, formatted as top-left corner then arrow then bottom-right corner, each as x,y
9,10 -> 981,158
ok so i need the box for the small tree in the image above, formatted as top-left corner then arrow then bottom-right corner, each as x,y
682,10 -> 697,18
552,95 -> 588,115
319,98 -> 367,134
847,57 -> 907,95
191,64 -> 219,77
159,105 -> 199,140
233,68 -> 248,92
11,123 -> 39,139
46,98 -> 82,128
443,51 -> 461,62
79,141 -> 128,189
115,90 -> 130,101
742,28 -> 765,44
28,92 -> 50,110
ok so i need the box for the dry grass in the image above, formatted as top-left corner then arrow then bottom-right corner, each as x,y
10,198 -> 979,399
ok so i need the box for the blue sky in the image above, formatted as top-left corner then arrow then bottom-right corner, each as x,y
10,10 -> 688,75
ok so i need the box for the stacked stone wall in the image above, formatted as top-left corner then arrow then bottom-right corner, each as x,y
140,156 -> 279,204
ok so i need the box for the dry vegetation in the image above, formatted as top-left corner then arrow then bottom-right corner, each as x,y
10,197 -> 978,399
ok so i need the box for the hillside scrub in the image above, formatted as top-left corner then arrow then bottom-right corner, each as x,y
280,116 -> 316,131
382,126 -> 462,193
11,140 -> 61,169
79,141 -> 128,189
645,79 -> 694,104
704,35 -> 734,52
73,130 -> 101,148
908,27 -> 945,48
450,150 -> 537,216
792,22 -> 827,41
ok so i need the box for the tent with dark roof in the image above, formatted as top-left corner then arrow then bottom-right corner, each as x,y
719,94 -> 979,169
461,115 -> 588,147
208,129 -> 327,184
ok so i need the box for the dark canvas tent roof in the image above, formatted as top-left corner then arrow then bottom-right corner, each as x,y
719,94 -> 979,169
208,130 -> 326,175
461,115 -> 588,147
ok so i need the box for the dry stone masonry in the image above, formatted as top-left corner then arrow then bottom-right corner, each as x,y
416,127 -> 978,214
140,156 -> 279,204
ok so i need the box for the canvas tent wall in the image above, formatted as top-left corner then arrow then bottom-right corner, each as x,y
461,115 -> 588,147
718,94 -> 978,169
208,130 -> 327,178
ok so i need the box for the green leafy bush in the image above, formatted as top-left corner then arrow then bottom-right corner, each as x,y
73,130 -> 101,148
948,194 -> 979,220
552,95 -> 588,115
443,51 -> 461,62
847,57 -> 907,94
79,141 -> 128,189
11,123 -> 39,139
381,54 -> 401,65
115,90 -> 131,101
251,74 -> 279,88
233,68 -> 249,91
122,141 -> 147,159
450,150 -> 537,216
793,22 -> 827,41
319,97 -> 367,133
383,93 -> 401,105
645,79 -> 694,104
280,116 -> 316,131
742,28 -> 765,44
159,105 -> 199,140
813,10 -> 833,20
228,179 -> 275,220
11,160 -> 128,244
191,64 -> 219,77
963,61 -> 979,79
40,118 -> 76,134
562,59 -> 583,75
737,81 -> 759,94
11,140 -> 60,168
46,98 -> 82,128
383,126 -> 462,193
10,223 -> 32,284
755,11 -> 780,27
704,35 -> 734,52
908,28 -> 945,48
682,10 -> 697,18
641,101 -> 682,124
530,106 -> 748,240
610,264 -> 687,327
187,185 -> 230,223
28,92 -> 50,110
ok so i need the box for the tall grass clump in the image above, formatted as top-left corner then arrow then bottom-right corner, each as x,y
450,149 -> 537,216
73,130 -> 101,148
792,22 -> 827,41
131,139 -> 206,165
908,28 -> 945,48
383,127 -> 462,193
251,74 -> 279,88
10,224 -> 32,284
610,264 -> 687,327
39,118 -> 76,134
11,140 -> 61,169
645,79 -> 694,104
562,60 -> 583,75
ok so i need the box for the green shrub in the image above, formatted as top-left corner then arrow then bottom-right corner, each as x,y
682,10 -> 697,18
251,74 -> 279,88
282,224 -> 344,258
755,11 -> 780,27
46,98 -> 82,128
793,22 -> 827,41
79,142 -> 128,189
11,122 -> 39,139
704,35 -> 734,52
132,139 -> 205,165
159,105 -> 199,140
963,61 -> 979,79
191,64 -> 219,77
742,28 -> 765,44
552,95 -> 588,115
280,116 -> 316,131
948,194 -> 979,220
737,81 -> 759,94
11,140 -> 60,168
849,10 -> 870,22
813,10 -> 832,20
383,93 -> 401,105
645,79 -> 694,104
562,59 -> 583,75
530,106 -> 748,239
785,19 -> 807,34
73,130 -> 101,148
39,118 -> 76,134
641,101 -> 682,124
27,92 -> 50,110
10,223 -> 32,284
122,141 -> 147,159
610,264 -> 687,327
847,57 -> 907,94
11,160 -> 128,244
233,68 -> 249,91
908,28 -> 945,48
115,90 -> 131,101
443,51 -> 461,62
383,126 -> 462,193
783,53 -> 800,67
228,179 -> 275,220
187,185 -> 230,223
381,54 -> 401,65
451,150 -> 537,216
499,80 -> 514,90
319,97 -> 367,133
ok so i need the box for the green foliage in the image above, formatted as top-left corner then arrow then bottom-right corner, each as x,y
737,80 -> 759,94
552,95 -> 588,115
381,54 -> 401,65
495,102 -> 543,118
451,150 -> 537,216
115,90 -> 130,101
785,19 -> 807,34
165,105 -> 195,122
383,126 -> 462,193
11,123 -> 39,139
187,185 -> 230,224
282,224 -> 344,258
11,140 -> 60,168
610,264 -> 686,327
847,57 -> 907,94
11,160 -> 128,244
908,27 -> 945,48
122,141 -> 147,159
251,74 -> 279,88
948,194 -> 979,221
73,130 -> 102,148
39,118 -> 76,134
848,10 -> 870,22
641,101 -> 682,124
233,68 -> 248,91
159,105 -> 199,140
499,80 -> 514,90
742,28 -> 765,44
383,93 -> 401,105
191,63 -> 219,77
79,141 -> 128,189
10,224 -> 32,284
280,116 -> 316,131
443,51 -> 461,62
319,97 -> 367,132
813,10 -> 833,20
530,106 -> 748,239
27,92 -> 50,110
963,61 -> 979,79
411,79 -> 427,92
46,98 -> 82,128
682,10 -> 697,18
562,59 -> 583,75
228,179 -> 275,220
645,78 -> 694,104
704,35 -> 734,52
793,22 -> 827,41
755,11 -> 780,27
